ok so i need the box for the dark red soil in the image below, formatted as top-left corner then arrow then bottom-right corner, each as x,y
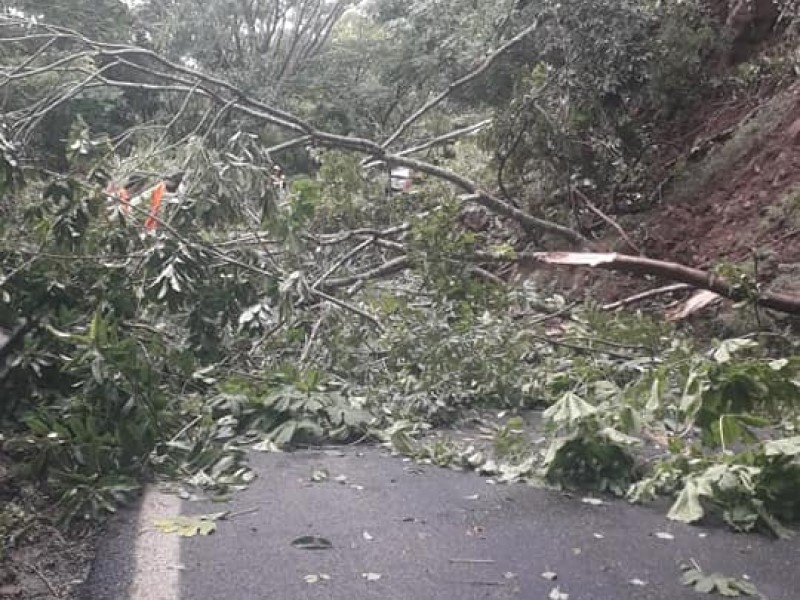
641,82 -> 800,269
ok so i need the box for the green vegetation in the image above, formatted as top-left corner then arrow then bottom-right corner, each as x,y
1,0 -> 799,564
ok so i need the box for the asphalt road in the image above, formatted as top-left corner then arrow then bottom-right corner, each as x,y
82,446 -> 800,600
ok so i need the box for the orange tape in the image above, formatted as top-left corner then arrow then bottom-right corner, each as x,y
145,182 -> 166,230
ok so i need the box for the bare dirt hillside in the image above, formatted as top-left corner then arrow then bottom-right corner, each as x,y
641,81 -> 800,290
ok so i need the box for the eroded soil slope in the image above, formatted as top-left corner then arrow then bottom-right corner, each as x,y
641,81 -> 800,281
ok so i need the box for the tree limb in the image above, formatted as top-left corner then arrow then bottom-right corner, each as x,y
521,252 -> 800,315
322,256 -> 411,290
379,20 -> 541,150
601,284 -> 692,311
364,119 -> 492,169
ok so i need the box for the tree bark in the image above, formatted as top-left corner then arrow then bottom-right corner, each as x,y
521,252 -> 800,315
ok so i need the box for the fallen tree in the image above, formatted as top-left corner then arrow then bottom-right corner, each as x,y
522,252 -> 800,316
2,14 -> 800,321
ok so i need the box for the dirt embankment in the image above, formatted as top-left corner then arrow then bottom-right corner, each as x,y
576,69 -> 800,313
640,83 -> 800,276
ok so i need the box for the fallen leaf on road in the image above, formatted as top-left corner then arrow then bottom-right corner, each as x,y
303,573 -> 331,584
310,468 -> 329,482
581,497 -> 604,506
362,531 -> 374,541
654,531 -> 674,540
362,572 -> 382,582
252,439 -> 282,453
549,585 -> 569,599
154,513 -> 224,537
681,566 -> 758,597
291,535 -> 333,550
464,494 -> 480,500
542,571 -> 558,581
593,533 -> 604,539
628,578 -> 648,587
335,474 -> 348,484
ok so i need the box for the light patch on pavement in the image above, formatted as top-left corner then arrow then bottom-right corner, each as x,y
128,486 -> 183,600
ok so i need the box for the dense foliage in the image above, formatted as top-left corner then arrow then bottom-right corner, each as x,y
0,0 -> 799,545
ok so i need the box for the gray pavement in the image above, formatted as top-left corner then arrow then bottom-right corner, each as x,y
82,446 -> 800,600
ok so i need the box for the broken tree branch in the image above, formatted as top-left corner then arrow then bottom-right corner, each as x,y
521,252 -> 800,315
601,284 -> 692,311
379,20 -> 541,150
322,256 -> 411,290
313,236 -> 376,289
572,188 -> 642,255
364,119 -> 492,169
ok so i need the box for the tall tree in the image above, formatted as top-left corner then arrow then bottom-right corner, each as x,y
136,0 -> 354,100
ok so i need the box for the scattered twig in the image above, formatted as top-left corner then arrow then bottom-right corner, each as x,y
573,188 -> 642,255
23,562 -> 61,598
265,135 -> 313,156
313,237 -> 375,289
601,284 -> 692,311
299,308 -> 328,365
169,415 -> 203,443
364,119 -> 492,168
558,336 -> 652,352
527,333 -> 635,360
448,558 -> 496,564
312,288 -> 384,331
222,507 -> 260,520
0,252 -> 41,288
771,228 -> 800,245
322,256 -> 411,290
468,266 -> 505,286
517,302 -> 577,324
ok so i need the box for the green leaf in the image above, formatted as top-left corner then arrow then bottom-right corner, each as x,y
713,338 -> 758,364
645,376 -> 662,413
390,430 -> 416,456
667,479 -> 705,523
679,369 -> 704,414
271,421 -> 299,447
543,392 -> 597,427
681,567 -> 758,597
252,439 -> 283,453
764,436 -> 800,457
598,427 -> 641,446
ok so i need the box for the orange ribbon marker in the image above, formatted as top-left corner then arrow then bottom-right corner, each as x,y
145,181 -> 166,230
